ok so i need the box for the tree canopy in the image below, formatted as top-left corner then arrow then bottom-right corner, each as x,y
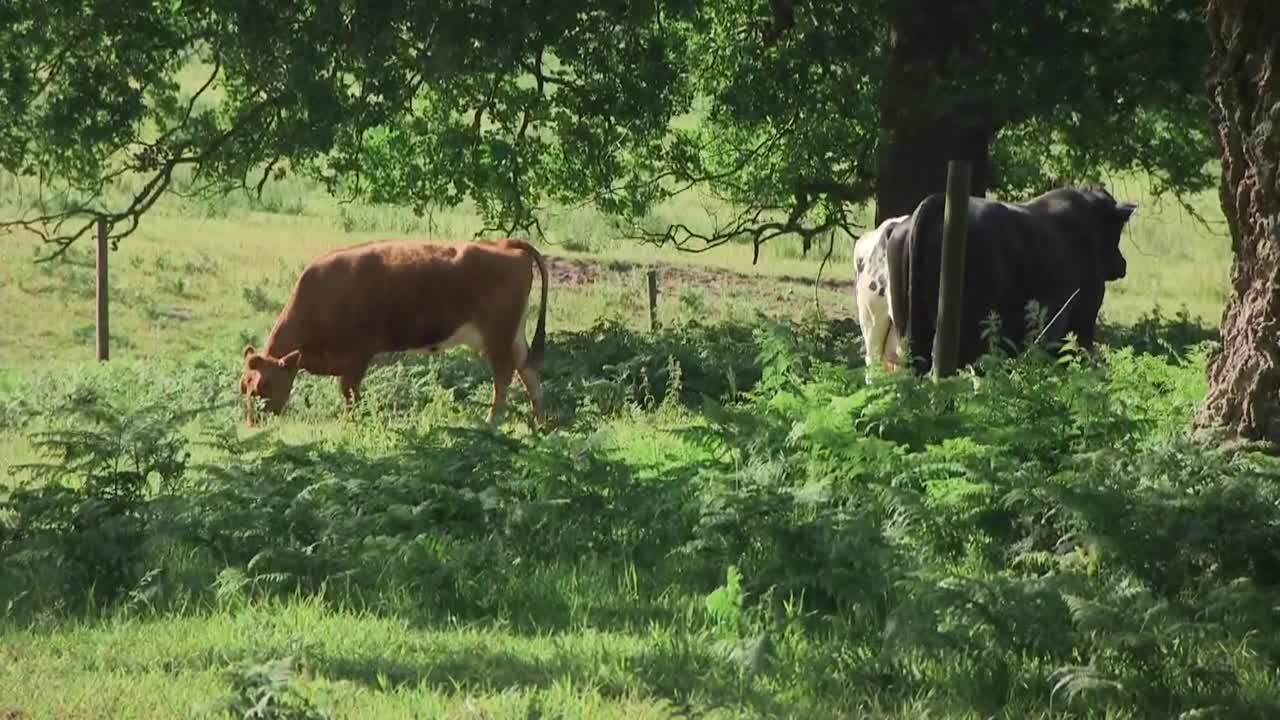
0,0 -> 1216,260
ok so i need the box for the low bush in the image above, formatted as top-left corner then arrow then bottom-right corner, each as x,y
2,316 -> 1278,717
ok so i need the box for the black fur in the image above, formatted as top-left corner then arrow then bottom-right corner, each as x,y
885,186 -> 1136,374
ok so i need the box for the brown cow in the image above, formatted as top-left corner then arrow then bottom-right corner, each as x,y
239,237 -> 549,428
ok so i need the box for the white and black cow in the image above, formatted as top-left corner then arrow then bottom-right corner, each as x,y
884,184 -> 1138,375
852,215 -> 909,371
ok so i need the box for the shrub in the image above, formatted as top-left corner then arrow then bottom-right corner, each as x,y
3,315 -> 1280,717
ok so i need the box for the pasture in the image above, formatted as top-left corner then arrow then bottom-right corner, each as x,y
4,170 -> 1280,719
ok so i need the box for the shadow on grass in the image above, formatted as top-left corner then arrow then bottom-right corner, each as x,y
193,424 -> 722,630
3,316 -> 847,636
341,314 -> 863,427
1098,305 -> 1219,363
9,309 -> 1280,719
309,638 -> 816,718
0,401 -> 725,637
0,311 -> 1233,628
260,305 -> 1221,432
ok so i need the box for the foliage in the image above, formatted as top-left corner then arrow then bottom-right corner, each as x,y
0,0 -> 1216,260
672,325 -> 1280,716
216,656 -> 333,720
0,0 -> 700,256
685,0 -> 1215,244
0,394 -> 205,609
3,317 -> 1280,716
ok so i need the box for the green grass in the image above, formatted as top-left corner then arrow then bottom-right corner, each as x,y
0,160 -> 1233,371
0,139 -> 1261,719
0,599 -> 711,719
6,324 -> 1278,719
0,175 -> 866,371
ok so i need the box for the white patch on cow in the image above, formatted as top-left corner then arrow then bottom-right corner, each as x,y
416,293 -> 533,360
417,322 -> 486,356
853,215 -> 908,375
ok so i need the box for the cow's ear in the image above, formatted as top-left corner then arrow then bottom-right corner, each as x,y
278,350 -> 302,370
1116,202 -> 1138,222
243,344 -> 256,359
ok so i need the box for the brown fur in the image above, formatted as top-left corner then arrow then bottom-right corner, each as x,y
239,237 -> 550,428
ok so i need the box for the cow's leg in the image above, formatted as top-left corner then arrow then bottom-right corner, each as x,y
1032,289 -> 1090,356
485,362 -> 515,427
1072,321 -> 1096,349
518,368 -> 545,427
859,291 -> 903,378
882,323 -> 900,371
858,302 -> 886,370
338,358 -> 370,415
482,344 -> 517,427
511,335 -> 546,427
1064,290 -> 1104,351
338,375 -> 360,411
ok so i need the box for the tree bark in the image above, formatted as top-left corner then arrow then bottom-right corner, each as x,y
876,122 -> 992,225
874,0 -> 995,225
1195,0 -> 1280,442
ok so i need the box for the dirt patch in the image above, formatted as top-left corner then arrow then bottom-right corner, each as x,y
544,254 -> 856,318
546,254 -> 852,292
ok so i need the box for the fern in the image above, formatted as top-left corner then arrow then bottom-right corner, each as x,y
1049,664 -> 1126,708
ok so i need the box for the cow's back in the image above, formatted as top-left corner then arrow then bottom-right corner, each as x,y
948,197 -> 1102,361
891,195 -> 1057,371
975,199 -> 1105,322
889,187 -> 1127,373
287,240 -> 532,357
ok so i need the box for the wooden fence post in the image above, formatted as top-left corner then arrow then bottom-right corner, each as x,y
96,216 -> 109,361
931,159 -> 972,381
647,269 -> 659,332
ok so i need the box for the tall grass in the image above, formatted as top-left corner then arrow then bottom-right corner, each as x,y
4,310 -> 1278,717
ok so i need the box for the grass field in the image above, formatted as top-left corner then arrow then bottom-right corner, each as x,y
6,164 -> 1279,720
0,164 -> 1234,369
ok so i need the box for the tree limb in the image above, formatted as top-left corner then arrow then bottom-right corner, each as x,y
3,93 -> 280,262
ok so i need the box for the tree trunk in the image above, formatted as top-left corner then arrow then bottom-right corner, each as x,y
1195,0 -> 1280,443
876,122 -> 992,225
874,0 -> 995,225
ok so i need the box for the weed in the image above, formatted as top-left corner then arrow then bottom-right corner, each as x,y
242,285 -> 280,315
216,656 -> 332,720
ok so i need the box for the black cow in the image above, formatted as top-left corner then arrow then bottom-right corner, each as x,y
884,185 -> 1138,374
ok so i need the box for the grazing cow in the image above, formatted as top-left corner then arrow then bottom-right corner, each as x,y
884,185 -> 1137,375
852,215 -> 909,371
239,237 -> 549,427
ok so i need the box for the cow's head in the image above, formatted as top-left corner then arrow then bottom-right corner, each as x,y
1084,187 -> 1138,282
239,345 -> 301,426
1100,200 -> 1137,281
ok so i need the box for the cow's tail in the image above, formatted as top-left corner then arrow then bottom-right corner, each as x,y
886,221 -> 911,370
914,194 -> 949,374
507,239 -> 550,372
879,319 -> 894,364
891,194 -> 947,375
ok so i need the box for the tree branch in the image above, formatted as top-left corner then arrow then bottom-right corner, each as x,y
152,58 -> 222,153
253,155 -> 283,199
517,46 -> 544,144
520,58 -> 585,95
570,115 -> 800,219
796,178 -> 861,204
3,93 -> 280,262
